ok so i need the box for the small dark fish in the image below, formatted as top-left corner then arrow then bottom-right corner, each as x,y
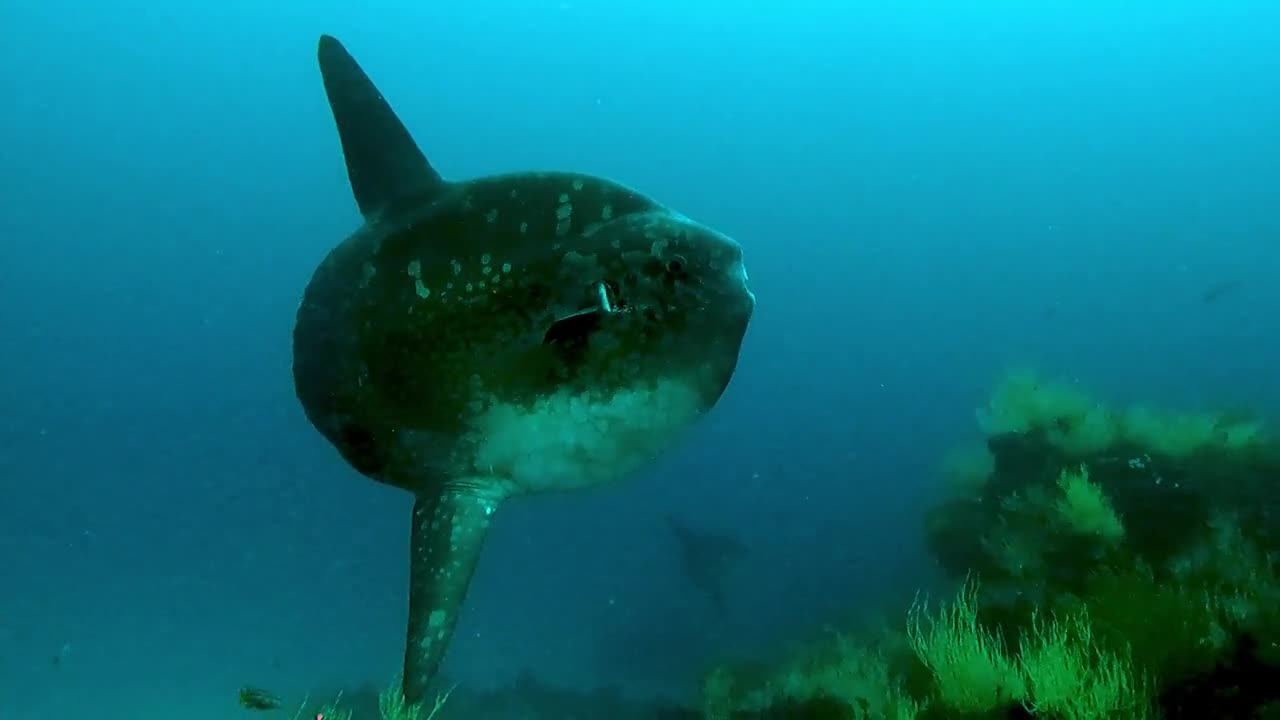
239,686 -> 283,710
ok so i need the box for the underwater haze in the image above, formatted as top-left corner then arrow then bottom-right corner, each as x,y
2,1 -> 1278,718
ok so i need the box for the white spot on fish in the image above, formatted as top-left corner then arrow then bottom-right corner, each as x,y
407,260 -> 429,298
555,202 -> 573,236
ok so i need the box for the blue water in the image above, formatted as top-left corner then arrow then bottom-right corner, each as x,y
3,1 -> 1278,718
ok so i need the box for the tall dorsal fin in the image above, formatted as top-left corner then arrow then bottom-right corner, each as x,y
317,35 -> 446,219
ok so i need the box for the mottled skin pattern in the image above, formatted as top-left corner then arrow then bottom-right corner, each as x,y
292,35 -> 754,704
295,172 -> 750,486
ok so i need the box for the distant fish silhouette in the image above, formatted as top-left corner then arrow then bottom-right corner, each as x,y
50,642 -> 71,669
238,686 -> 283,711
1201,279 -> 1243,304
665,515 -> 747,614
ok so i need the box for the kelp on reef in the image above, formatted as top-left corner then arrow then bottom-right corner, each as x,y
703,370 -> 1280,720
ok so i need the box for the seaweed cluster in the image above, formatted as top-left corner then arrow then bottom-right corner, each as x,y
264,680 -> 451,720
701,369 -> 1280,719
292,673 -> 700,720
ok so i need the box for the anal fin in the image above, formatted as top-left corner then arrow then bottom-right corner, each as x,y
403,486 -> 500,704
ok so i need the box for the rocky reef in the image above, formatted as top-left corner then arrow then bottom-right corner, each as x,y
701,369 -> 1280,720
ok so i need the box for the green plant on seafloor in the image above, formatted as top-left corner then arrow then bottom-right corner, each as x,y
715,370 -> 1278,719
1054,464 -> 1124,543
286,693 -> 347,720
974,368 -> 1267,460
1061,509 -> 1280,693
1072,564 -> 1228,688
975,369 -> 1118,456
1018,606 -> 1151,720
700,629 -> 922,719
906,576 -> 1025,713
380,681 -> 455,720
316,694 -> 352,720
907,577 -> 1151,719
701,571 -> 1188,720
289,680 -> 455,720
972,462 -> 1128,598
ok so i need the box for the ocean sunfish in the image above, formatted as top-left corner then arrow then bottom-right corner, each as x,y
292,34 -> 755,703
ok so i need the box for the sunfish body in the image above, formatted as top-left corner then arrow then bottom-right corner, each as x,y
292,35 -> 755,702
